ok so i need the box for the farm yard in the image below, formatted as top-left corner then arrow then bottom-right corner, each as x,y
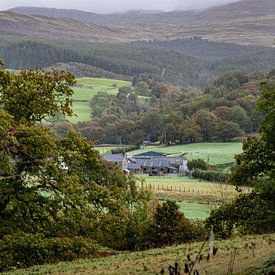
5,233 -> 275,275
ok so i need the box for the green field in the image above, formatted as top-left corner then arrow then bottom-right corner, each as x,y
6,233 -> 274,275
177,201 -> 212,220
69,78 -> 131,122
139,175 -> 237,194
138,175 -> 250,220
129,142 -> 242,165
94,146 -> 118,154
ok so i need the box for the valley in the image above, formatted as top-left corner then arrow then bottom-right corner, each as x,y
0,0 -> 274,273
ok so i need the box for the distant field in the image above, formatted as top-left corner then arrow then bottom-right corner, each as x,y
129,142 -> 242,165
94,146 -> 118,154
8,233 -> 275,275
69,77 -> 131,122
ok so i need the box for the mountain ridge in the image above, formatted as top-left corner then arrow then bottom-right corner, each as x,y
2,0 -> 275,46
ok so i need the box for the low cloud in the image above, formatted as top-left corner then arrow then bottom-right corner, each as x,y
0,0 -> 239,13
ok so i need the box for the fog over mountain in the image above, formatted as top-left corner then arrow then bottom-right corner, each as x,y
0,0 -> 239,13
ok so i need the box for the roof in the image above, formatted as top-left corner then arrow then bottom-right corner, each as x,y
102,154 -> 125,163
134,157 -> 170,168
144,158 -> 170,168
169,158 -> 187,166
127,163 -> 142,170
133,151 -> 166,158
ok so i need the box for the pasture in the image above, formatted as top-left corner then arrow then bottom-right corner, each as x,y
94,146 -> 118,154
177,201 -> 212,220
6,233 -> 275,275
137,175 -> 250,219
69,77 -> 131,122
129,142 -> 242,165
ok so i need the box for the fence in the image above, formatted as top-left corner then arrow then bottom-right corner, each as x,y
138,182 -> 251,197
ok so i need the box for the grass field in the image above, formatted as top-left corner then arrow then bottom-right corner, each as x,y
6,233 -> 275,275
138,176 -> 247,195
137,175 -> 251,219
177,201 -> 212,220
129,142 -> 242,165
94,146 -> 118,154
69,78 -> 131,122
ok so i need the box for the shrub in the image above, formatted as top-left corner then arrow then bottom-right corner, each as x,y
192,169 -> 229,182
111,144 -> 139,154
0,233 -> 98,272
144,201 -> 201,248
206,173 -> 275,238
187,159 -> 208,171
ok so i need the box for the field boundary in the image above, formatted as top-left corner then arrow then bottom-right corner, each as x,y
137,181 -> 251,198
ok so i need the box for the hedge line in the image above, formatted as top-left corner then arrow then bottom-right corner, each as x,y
0,233 -> 98,272
111,145 -> 139,154
192,169 -> 229,182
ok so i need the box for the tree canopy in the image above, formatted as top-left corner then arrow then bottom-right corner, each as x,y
0,63 -> 152,255
207,77 -> 275,236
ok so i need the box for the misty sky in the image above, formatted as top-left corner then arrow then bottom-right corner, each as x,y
0,0 -> 238,13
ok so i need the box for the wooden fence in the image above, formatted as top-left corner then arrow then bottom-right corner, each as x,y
138,183 -> 251,197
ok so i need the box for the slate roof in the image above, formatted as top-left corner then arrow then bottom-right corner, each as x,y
129,157 -> 171,168
127,163 -> 142,170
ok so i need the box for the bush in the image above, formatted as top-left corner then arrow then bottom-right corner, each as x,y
0,233 -> 98,272
192,169 -> 229,182
144,201 -> 202,248
111,144 -> 139,154
187,159 -> 208,171
206,191 -> 275,238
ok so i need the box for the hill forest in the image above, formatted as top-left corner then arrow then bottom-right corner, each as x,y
0,0 -> 275,273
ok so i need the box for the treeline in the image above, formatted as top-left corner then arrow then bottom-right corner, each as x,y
131,37 -> 269,60
0,39 -> 207,87
50,71 -> 267,145
0,36 -> 275,87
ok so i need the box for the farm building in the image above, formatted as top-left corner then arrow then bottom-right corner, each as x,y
102,153 -> 128,171
101,152 -> 189,175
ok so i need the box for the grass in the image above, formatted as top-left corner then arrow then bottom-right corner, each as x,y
176,201 -> 212,220
137,175 -> 247,198
137,175 -> 251,219
71,101 -> 91,122
94,146 -> 118,154
6,233 -> 275,274
69,77 -> 131,122
129,142 -> 243,165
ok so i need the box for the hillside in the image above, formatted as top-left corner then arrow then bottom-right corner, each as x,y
197,0 -> 275,20
0,0 -> 274,87
9,6 -> 197,26
0,12 -> 130,43
7,0 -> 275,46
70,77 -> 131,122
0,36 -> 274,88
4,233 -> 275,274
